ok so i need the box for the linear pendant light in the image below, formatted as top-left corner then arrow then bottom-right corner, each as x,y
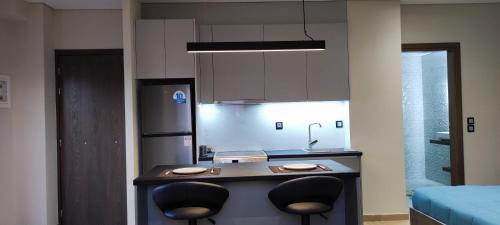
186,0 -> 325,53
187,40 -> 325,53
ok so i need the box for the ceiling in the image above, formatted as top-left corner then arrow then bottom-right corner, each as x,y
26,0 -> 500,10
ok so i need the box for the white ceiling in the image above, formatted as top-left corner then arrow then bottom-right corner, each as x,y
26,0 -> 500,10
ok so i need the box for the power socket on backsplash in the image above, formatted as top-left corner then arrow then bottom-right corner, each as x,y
275,122 -> 283,130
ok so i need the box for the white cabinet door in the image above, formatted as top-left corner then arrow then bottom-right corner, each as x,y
212,25 -> 265,101
198,25 -> 214,103
264,24 -> 307,102
165,19 -> 196,78
307,23 -> 349,101
136,20 -> 165,79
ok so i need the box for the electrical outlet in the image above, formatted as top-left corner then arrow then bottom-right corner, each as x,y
275,122 -> 283,130
468,125 -> 475,133
467,117 -> 475,132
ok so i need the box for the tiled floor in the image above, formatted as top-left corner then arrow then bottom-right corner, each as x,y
364,220 -> 410,225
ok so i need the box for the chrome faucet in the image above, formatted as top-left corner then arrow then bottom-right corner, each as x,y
308,123 -> 322,149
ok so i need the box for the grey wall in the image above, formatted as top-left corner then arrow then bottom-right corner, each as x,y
422,51 -> 450,185
141,1 -> 346,24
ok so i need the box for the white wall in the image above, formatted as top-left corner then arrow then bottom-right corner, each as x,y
122,1 -> 141,225
1,4 -> 125,225
198,102 -> 350,151
347,0 -> 408,215
0,3 -> 57,225
54,9 -> 123,49
42,5 -> 58,225
402,3 -> 500,185
0,0 -> 27,21
0,20 -> 18,225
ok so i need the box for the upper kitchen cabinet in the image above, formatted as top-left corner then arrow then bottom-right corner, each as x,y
198,25 -> 214,104
263,24 -> 308,102
212,25 -> 265,101
165,19 -> 196,78
306,23 -> 349,101
136,20 -> 165,79
136,19 -> 196,79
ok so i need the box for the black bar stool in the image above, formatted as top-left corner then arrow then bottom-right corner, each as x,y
268,176 -> 343,225
152,182 -> 229,225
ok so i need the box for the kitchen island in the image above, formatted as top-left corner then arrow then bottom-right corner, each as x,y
134,159 -> 361,225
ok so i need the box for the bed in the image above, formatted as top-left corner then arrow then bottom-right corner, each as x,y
410,186 -> 500,225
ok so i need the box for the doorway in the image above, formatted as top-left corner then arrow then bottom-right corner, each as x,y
401,43 -> 464,205
55,49 -> 127,225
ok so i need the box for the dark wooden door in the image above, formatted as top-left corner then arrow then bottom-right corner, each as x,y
56,50 -> 126,225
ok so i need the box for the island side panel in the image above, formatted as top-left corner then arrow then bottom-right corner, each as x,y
137,185 -> 149,225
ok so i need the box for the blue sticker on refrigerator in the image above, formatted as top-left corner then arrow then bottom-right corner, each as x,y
172,90 -> 187,104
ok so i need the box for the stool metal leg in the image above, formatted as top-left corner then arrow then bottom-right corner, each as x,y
188,219 -> 197,225
301,215 -> 310,225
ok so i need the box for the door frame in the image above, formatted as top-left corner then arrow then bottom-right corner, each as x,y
55,49 -> 125,224
402,43 -> 465,185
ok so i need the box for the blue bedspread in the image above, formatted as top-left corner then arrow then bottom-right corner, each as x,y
413,186 -> 500,225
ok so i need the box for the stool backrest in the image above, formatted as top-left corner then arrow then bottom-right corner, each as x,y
268,176 -> 343,211
152,182 -> 229,213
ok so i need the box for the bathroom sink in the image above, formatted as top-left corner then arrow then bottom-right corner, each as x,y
436,131 -> 450,140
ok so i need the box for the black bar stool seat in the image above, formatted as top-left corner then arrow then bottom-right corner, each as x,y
152,182 -> 229,225
268,176 -> 343,225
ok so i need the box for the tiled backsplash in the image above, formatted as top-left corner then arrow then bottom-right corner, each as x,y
197,101 -> 350,151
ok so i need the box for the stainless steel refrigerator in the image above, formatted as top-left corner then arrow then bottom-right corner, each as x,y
139,79 -> 196,173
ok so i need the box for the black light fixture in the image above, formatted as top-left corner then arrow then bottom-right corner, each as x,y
187,0 -> 325,53
187,40 -> 325,53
